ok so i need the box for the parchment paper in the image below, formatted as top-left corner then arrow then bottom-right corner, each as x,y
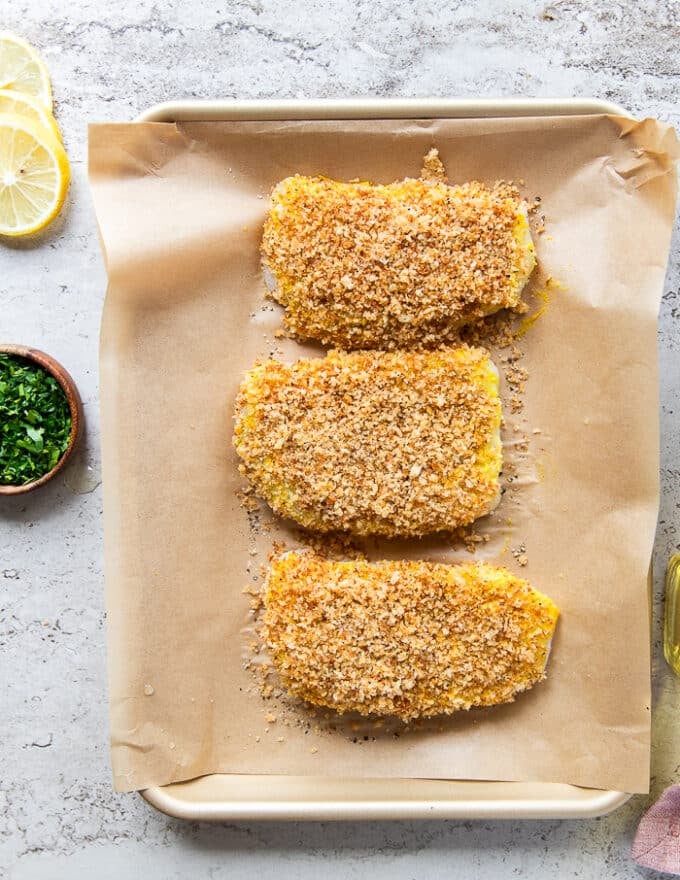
89,114 -> 679,794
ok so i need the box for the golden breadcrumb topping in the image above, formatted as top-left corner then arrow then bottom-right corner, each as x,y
262,552 -> 559,721
233,347 -> 502,537
261,173 -> 535,349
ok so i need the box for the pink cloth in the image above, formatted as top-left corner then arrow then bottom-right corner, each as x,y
633,785 -> 680,873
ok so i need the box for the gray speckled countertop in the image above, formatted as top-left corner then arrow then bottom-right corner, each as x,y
1,2 -> 679,877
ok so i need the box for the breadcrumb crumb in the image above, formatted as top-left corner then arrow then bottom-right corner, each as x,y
421,147 -> 447,182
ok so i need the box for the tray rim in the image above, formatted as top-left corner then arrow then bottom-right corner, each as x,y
135,96 -> 629,123
141,776 -> 632,822
134,95 -> 634,822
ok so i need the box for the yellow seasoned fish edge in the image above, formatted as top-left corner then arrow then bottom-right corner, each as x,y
261,174 -> 536,349
233,347 -> 502,537
262,553 -> 560,721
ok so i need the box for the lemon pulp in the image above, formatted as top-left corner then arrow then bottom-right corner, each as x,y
0,113 -> 70,236
0,32 -> 53,110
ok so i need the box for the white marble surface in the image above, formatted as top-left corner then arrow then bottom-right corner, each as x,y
1,1 -> 679,877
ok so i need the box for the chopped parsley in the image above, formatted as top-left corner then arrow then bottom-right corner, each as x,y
0,354 -> 72,485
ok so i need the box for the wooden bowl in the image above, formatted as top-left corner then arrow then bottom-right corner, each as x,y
0,344 -> 84,495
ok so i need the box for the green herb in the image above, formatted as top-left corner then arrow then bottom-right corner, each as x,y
0,354 -> 72,485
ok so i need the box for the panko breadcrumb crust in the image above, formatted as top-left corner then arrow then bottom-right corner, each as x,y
233,347 -> 502,537
261,174 -> 535,349
262,553 -> 560,721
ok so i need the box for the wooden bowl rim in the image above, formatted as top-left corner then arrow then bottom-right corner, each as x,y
0,344 -> 84,495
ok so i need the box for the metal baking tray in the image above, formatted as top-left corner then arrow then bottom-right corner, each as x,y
135,96 -> 633,821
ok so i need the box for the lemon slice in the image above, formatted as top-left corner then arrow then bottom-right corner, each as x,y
0,32 -> 52,111
0,113 -> 70,236
0,88 -> 61,141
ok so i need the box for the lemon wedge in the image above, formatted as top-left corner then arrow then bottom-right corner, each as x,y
0,113 -> 70,236
0,32 -> 52,111
0,88 -> 61,141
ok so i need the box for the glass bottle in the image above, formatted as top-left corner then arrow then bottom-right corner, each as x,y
664,554 -> 680,675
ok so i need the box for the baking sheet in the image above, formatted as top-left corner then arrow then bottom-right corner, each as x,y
89,113 -> 678,794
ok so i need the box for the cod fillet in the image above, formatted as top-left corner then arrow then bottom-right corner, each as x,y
261,174 -> 535,349
233,347 -> 502,537
262,552 -> 559,721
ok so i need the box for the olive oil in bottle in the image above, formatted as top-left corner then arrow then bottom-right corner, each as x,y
664,555 -> 680,675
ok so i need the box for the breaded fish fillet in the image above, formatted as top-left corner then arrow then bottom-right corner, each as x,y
262,553 -> 559,721
233,347 -> 502,537
261,175 -> 535,349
